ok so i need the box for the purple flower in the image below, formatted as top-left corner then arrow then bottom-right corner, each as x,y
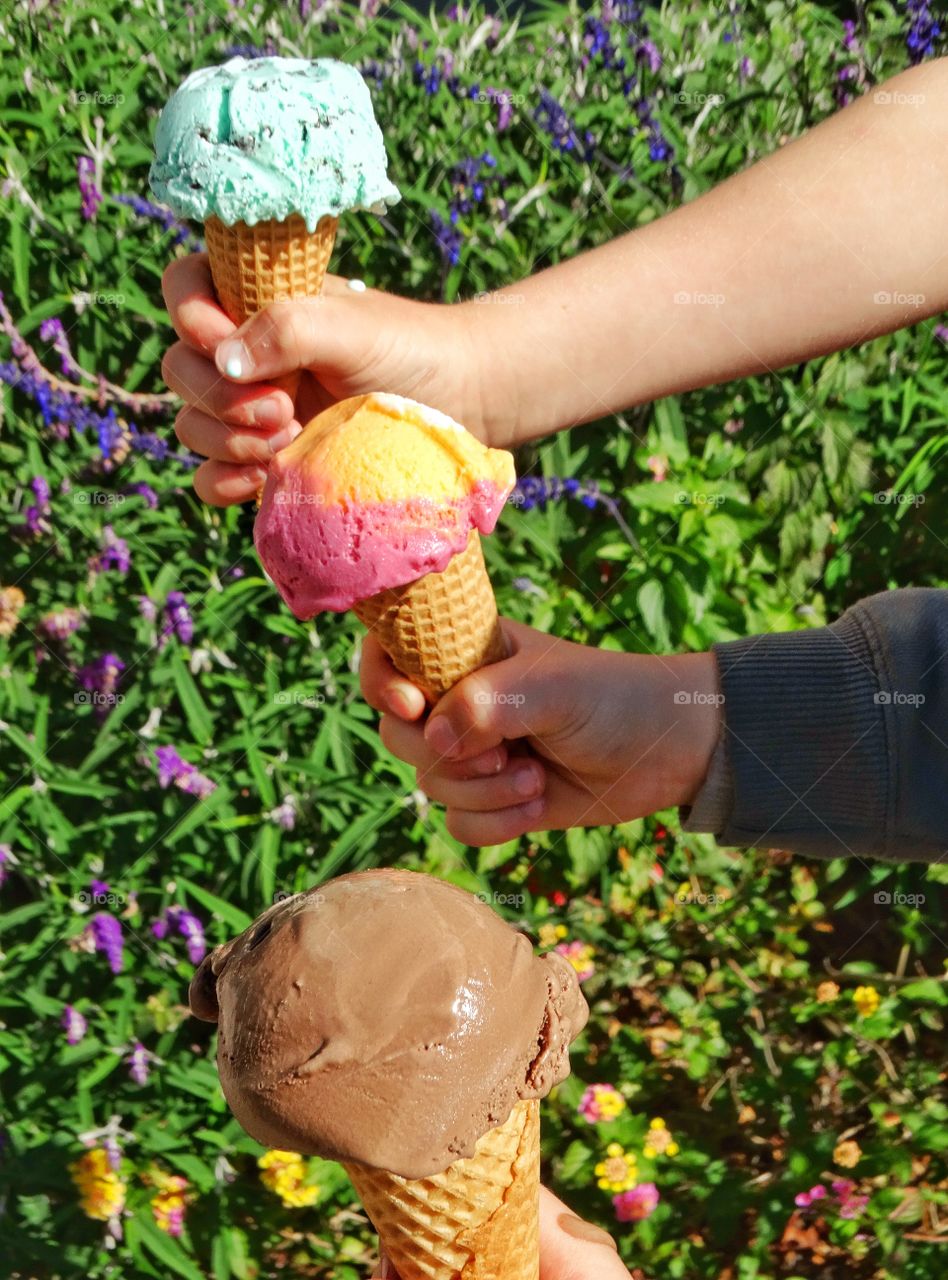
127,1041 -> 150,1085
122,482 -> 159,508
270,795 -> 297,831
0,844 -> 10,887
163,592 -> 194,645
153,906 -> 207,964
534,90 -> 591,156
430,210 -> 463,267
112,194 -> 199,249
90,879 -> 110,902
905,0 -> 941,62
76,653 -> 125,717
139,596 -> 158,624
154,746 -> 216,800
935,324 -> 948,344
77,156 -> 101,221
62,1004 -> 88,1045
38,607 -> 85,644
90,912 -> 124,974
91,525 -> 130,574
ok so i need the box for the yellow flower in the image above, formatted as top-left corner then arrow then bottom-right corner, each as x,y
852,985 -> 880,1017
642,1116 -> 680,1159
594,1142 -> 638,1193
69,1148 -> 126,1222
258,1149 -> 319,1208
538,923 -> 569,949
833,1139 -> 862,1169
816,981 -> 840,1003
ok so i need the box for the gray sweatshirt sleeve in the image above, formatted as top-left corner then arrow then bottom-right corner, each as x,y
683,588 -> 948,862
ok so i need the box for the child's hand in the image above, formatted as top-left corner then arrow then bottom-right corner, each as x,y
160,255 -> 486,505
361,619 -> 721,846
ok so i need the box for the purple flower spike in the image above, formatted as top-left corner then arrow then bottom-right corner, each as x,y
62,1004 -> 88,1045
90,912 -> 124,974
128,1041 -> 150,1085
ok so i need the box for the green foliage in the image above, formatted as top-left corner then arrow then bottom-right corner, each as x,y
0,1 -> 945,1278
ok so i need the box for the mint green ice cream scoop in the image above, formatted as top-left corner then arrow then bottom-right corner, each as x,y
149,56 -> 399,231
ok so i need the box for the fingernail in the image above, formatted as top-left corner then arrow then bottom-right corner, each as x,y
513,765 -> 539,797
522,798 -> 545,821
384,683 -> 417,719
217,339 -> 251,379
559,1214 -> 619,1251
473,751 -> 504,776
426,717 -> 460,759
252,399 -> 285,430
268,423 -> 302,455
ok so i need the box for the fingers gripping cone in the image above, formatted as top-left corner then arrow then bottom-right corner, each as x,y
204,212 -> 338,401
352,529 -> 507,703
344,1098 -> 540,1280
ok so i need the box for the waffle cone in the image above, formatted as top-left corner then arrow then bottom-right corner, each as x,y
204,213 -> 338,402
344,1098 -> 539,1280
353,531 -> 506,702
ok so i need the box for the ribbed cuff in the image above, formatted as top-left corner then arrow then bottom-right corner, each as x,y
692,612 -> 891,859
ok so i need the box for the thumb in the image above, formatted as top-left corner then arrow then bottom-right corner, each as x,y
539,1186 -> 629,1280
214,287 -> 363,382
424,623 -> 563,762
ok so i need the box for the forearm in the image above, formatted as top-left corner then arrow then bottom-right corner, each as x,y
467,58 -> 948,447
684,589 -> 948,860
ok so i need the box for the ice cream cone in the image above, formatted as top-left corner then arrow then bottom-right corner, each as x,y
204,212 -> 337,403
344,1098 -> 540,1280
352,529 -> 507,702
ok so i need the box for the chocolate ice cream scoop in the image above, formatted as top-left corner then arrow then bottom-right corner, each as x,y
189,868 -> 588,1179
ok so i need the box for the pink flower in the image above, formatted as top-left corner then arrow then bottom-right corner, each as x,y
795,1184 -> 827,1208
578,1084 -> 626,1123
554,940 -> 595,982
646,454 -> 668,482
613,1183 -> 659,1222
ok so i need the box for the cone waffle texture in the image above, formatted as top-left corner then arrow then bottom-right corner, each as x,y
204,212 -> 338,325
345,1098 -> 539,1280
353,531 -> 506,702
